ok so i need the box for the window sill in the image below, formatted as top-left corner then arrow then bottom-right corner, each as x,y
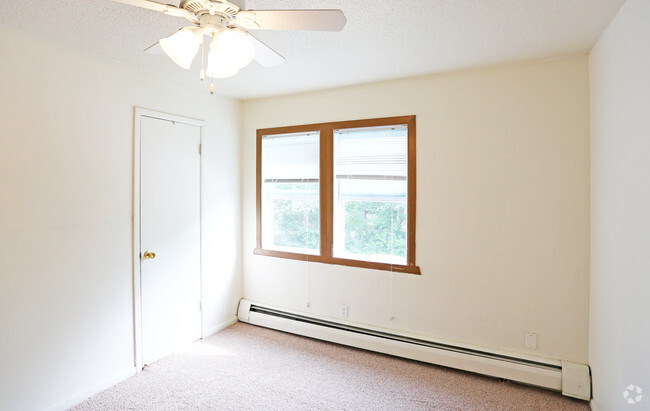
253,248 -> 421,275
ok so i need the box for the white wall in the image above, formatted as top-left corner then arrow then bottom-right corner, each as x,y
0,24 -> 241,410
241,56 -> 590,363
589,0 -> 650,409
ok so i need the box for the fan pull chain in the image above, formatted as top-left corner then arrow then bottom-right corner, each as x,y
200,40 -> 205,81
208,32 -> 215,94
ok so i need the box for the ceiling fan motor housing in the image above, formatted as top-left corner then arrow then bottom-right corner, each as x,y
199,14 -> 228,33
180,0 -> 241,18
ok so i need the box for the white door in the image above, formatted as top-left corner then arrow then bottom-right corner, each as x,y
140,115 -> 202,366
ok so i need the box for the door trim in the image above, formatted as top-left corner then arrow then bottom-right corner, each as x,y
132,107 -> 204,371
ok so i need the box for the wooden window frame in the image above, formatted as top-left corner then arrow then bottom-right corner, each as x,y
255,115 -> 420,275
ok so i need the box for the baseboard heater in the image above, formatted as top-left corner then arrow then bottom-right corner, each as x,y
237,299 -> 590,400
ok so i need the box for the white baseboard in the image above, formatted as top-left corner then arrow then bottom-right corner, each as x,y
203,316 -> 238,338
45,366 -> 137,411
238,300 -> 591,400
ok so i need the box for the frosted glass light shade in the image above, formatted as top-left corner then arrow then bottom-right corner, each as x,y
215,29 -> 255,70
205,29 -> 247,78
160,28 -> 202,69
218,30 -> 255,69
206,46 -> 239,78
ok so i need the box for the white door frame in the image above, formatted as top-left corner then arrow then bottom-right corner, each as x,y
132,107 -> 204,371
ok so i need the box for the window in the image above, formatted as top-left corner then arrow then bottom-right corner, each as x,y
333,125 -> 408,265
255,116 -> 419,274
260,131 -> 320,254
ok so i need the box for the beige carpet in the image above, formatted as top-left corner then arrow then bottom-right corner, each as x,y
73,322 -> 589,410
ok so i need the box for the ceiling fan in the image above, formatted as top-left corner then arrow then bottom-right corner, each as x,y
109,0 -> 347,93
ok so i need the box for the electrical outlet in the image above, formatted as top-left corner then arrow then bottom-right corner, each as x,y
525,332 -> 537,349
340,304 -> 348,318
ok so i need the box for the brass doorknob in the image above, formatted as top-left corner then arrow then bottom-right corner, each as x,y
143,251 -> 156,260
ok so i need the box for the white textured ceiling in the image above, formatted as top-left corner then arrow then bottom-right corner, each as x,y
0,0 -> 626,99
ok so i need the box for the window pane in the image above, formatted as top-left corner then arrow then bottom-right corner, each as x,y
343,200 -> 407,263
261,133 -> 320,254
268,183 -> 320,254
333,125 -> 408,265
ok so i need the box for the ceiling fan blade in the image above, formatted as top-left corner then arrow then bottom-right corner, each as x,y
245,32 -> 286,67
238,10 -> 346,31
109,0 -> 197,22
144,41 -> 164,55
145,27 -> 185,55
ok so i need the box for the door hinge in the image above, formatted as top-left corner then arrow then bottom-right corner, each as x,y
198,143 -> 202,155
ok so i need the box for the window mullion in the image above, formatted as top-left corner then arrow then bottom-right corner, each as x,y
320,126 -> 334,259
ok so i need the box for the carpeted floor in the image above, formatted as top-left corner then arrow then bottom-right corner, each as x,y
73,322 -> 589,410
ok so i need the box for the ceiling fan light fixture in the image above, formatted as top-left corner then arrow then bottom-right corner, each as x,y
159,27 -> 202,69
205,29 -> 254,79
214,29 -> 255,70
109,0 -> 345,93
206,47 -> 239,78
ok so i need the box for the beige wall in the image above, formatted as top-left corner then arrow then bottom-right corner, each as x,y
590,0 -> 650,409
0,24 -> 241,410
241,56 -> 590,363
